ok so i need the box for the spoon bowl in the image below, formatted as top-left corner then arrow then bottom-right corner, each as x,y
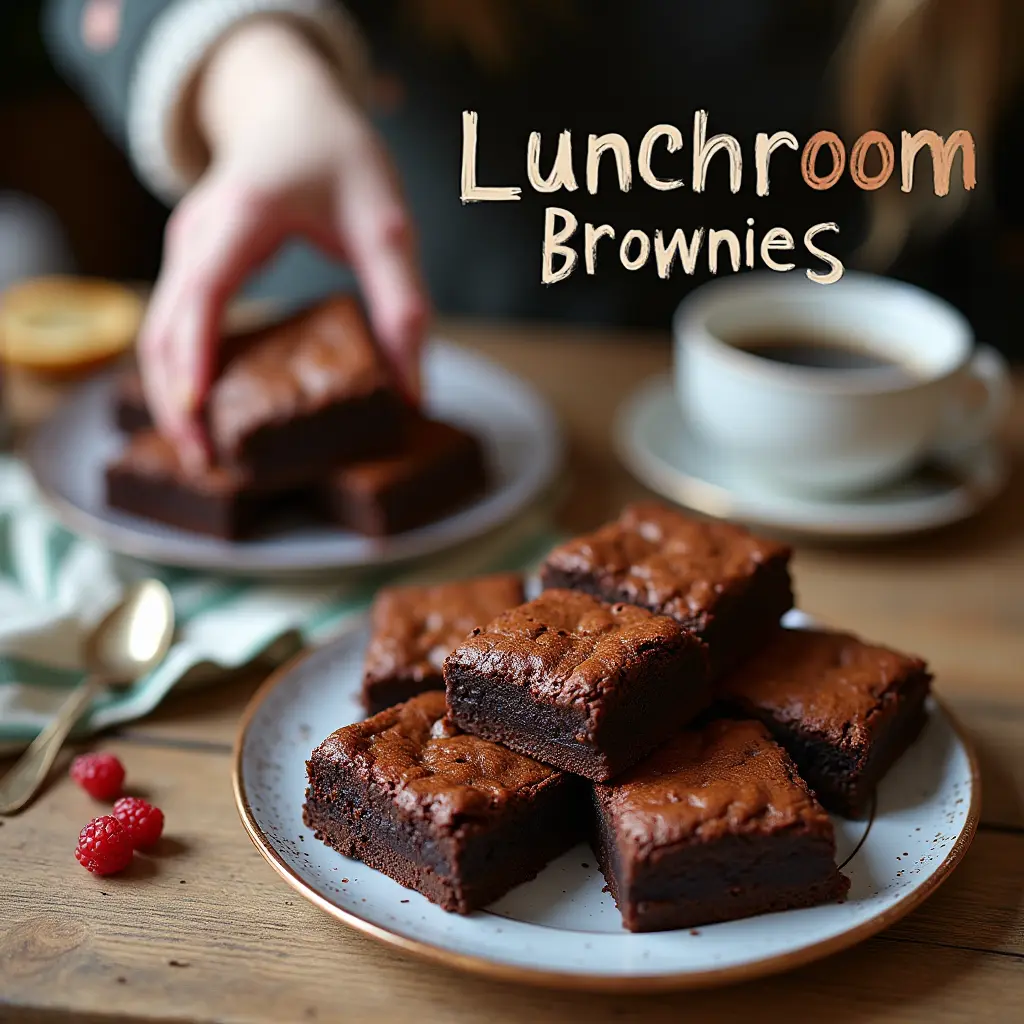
85,579 -> 176,681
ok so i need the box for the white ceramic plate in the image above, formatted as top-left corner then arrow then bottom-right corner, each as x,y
233,611 -> 979,991
27,341 -> 562,576
615,375 -> 1008,540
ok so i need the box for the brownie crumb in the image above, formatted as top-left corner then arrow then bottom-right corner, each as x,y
400,899 -> 409,903
168,960 -> 190,968
116,977 -> 127,985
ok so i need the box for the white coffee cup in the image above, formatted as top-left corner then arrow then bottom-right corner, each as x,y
673,271 -> 1012,495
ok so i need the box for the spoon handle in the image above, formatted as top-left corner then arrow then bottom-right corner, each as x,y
0,674 -> 107,815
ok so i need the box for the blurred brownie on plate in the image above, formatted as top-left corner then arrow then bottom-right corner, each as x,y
113,367 -> 151,434
718,628 -> 932,817
444,589 -> 709,783
206,296 -> 404,477
361,573 -> 524,715
304,691 -> 584,914
591,718 -> 849,932
104,431 -> 289,540
541,503 -> 793,677
104,296 -> 408,538
321,417 -> 489,537
111,318 -> 271,437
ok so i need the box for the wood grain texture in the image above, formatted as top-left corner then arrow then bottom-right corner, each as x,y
2,323 -> 1023,1021
2,741 -> 1022,1024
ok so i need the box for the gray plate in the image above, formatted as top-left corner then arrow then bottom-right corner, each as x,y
234,610 -> 980,989
28,340 -> 562,576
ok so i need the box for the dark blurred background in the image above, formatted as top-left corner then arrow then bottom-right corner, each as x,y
0,1 -> 165,283
2,0 -> 1023,358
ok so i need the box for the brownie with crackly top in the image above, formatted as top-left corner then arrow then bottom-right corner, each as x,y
592,718 -> 849,932
443,589 -> 709,783
361,573 -> 524,715
540,503 -> 794,678
303,691 -> 584,914
718,628 -> 932,817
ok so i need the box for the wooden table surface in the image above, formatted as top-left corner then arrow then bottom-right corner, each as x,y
2,321 -> 1023,1023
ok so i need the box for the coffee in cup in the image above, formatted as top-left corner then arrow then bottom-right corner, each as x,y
673,272 -> 1011,495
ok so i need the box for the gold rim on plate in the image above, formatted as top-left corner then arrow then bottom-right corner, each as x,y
231,647 -> 981,993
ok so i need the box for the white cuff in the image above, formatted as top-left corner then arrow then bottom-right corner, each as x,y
126,0 -> 370,204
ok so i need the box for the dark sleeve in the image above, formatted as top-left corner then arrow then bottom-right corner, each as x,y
41,0 -> 173,145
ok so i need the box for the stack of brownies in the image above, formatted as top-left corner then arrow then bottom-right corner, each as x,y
106,296 -> 489,539
304,502 -> 932,931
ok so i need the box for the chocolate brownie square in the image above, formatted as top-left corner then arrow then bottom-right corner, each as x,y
303,691 -> 584,914
718,628 -> 932,817
113,367 -> 152,434
541,503 -> 794,677
206,296 -> 403,477
111,324 -> 266,437
104,431 -> 286,540
592,718 -> 849,932
322,417 -> 488,536
443,589 -> 709,783
362,573 -> 524,715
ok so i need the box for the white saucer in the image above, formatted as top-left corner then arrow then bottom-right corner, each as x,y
27,340 -> 563,576
233,611 -> 979,991
615,375 -> 1009,540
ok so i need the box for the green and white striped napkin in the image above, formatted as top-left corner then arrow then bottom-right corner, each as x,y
0,455 -> 559,753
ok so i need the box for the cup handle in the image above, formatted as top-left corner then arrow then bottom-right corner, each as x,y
932,344 -> 1012,457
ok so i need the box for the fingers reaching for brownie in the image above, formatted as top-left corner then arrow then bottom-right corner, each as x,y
108,296 -> 486,540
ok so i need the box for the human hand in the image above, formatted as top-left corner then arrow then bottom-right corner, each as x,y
139,19 -> 428,470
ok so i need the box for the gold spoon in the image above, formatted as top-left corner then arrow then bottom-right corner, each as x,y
0,580 -> 175,815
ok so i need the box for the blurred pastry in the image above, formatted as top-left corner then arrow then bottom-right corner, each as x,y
0,276 -> 143,375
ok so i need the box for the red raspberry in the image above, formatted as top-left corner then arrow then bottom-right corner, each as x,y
75,815 -> 134,875
112,796 -> 164,849
70,753 -> 125,800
